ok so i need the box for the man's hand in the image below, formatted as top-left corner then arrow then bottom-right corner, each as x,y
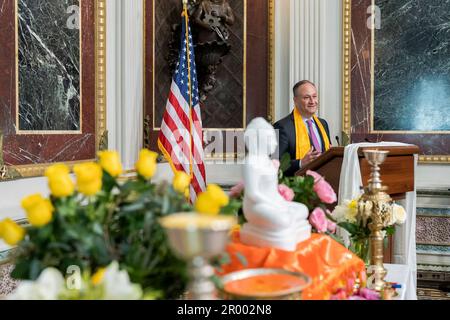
301,148 -> 321,166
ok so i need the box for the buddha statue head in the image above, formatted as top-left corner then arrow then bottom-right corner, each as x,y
244,118 -> 278,158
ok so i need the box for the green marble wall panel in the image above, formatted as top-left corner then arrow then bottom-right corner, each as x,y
374,0 -> 450,132
18,0 -> 80,132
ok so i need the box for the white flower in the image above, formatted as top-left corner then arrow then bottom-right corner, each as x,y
331,204 -> 347,222
392,204 -> 406,225
8,268 -> 65,300
332,199 -> 359,223
101,262 -> 143,300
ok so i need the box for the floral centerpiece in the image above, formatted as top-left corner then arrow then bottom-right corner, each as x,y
330,196 -> 407,262
225,156 -> 339,239
0,149 -> 231,300
8,261 -> 144,300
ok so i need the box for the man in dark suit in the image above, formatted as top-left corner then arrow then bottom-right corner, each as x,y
274,80 -> 332,176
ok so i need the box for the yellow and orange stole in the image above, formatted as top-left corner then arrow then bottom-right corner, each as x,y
293,108 -> 331,159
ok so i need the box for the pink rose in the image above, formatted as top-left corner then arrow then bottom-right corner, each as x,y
360,271 -> 367,285
306,170 -> 337,204
272,159 -> 281,171
278,184 -> 295,202
330,289 -> 347,300
359,288 -> 380,300
348,296 -> 366,300
346,278 -> 356,295
327,221 -> 337,234
309,208 -> 328,233
306,170 -> 322,181
230,181 -> 244,198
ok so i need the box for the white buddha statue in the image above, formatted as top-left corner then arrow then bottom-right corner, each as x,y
240,118 -> 311,252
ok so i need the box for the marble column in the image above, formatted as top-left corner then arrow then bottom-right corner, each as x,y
106,0 -> 143,170
289,0 -> 342,142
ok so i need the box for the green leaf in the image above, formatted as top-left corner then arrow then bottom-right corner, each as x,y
280,152 -> 292,173
325,211 -> 338,223
328,233 -> 345,246
10,260 -> 31,280
338,222 -> 359,235
220,198 -> 243,216
384,225 -> 396,236
102,172 -> 117,193
29,259 -> 43,280
121,202 -> 146,212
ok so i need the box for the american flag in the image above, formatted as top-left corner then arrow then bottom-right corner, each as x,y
158,8 -> 206,202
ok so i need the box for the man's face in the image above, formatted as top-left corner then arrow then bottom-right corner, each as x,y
294,83 -> 319,117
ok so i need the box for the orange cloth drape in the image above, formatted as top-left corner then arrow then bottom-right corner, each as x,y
220,233 -> 366,300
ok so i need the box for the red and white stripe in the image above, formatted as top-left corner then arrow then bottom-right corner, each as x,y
158,80 -> 206,202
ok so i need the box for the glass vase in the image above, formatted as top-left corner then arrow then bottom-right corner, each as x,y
350,237 -> 370,265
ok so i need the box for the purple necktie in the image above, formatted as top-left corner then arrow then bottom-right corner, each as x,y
307,119 -> 321,152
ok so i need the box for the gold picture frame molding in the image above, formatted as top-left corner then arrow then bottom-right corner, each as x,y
341,0 -> 450,164
1,0 -> 107,180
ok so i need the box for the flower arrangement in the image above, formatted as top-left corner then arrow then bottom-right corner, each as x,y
225,156 -> 339,239
8,261 -> 144,300
0,149 -> 231,299
330,196 -> 407,262
280,169 -> 337,236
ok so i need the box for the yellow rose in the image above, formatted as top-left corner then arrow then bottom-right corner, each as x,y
45,164 -> 75,198
73,162 -> 103,196
21,194 -> 54,227
195,184 -> 229,216
135,149 -> 158,179
91,267 -> 106,286
0,219 -> 25,246
195,192 -> 221,215
98,151 -> 123,177
173,171 -> 191,193
205,184 -> 229,207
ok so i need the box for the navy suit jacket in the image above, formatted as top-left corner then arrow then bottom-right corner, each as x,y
273,113 -> 331,176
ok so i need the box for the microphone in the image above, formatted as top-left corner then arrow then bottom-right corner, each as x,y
335,136 -> 341,146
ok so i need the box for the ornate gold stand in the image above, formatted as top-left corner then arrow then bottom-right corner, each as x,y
358,150 -> 394,292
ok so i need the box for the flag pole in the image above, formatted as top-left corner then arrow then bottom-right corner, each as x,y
182,0 -> 195,183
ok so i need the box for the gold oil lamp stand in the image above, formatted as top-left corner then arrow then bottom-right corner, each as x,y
359,149 -> 394,292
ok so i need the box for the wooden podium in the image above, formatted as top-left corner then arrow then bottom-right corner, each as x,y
296,145 -> 420,262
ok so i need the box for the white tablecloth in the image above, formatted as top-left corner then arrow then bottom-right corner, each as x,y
385,264 -> 417,300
